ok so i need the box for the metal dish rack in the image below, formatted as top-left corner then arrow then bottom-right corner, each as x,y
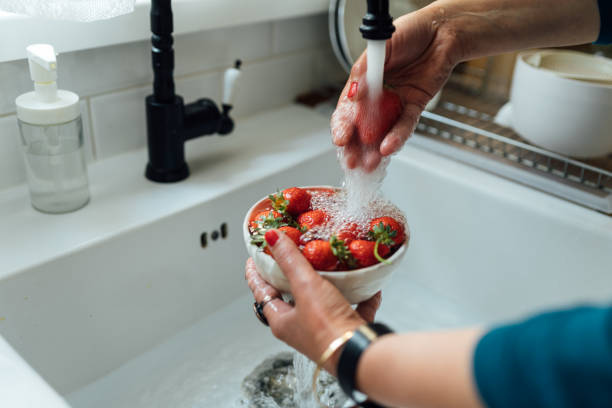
412,100 -> 612,214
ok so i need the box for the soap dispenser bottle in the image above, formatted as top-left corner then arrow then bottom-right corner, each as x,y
16,44 -> 90,213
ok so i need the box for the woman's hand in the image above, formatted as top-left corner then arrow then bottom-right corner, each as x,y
331,6 -> 461,172
331,0 -> 601,173
245,230 -> 382,374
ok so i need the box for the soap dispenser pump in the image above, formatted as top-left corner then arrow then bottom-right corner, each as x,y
15,44 -> 90,214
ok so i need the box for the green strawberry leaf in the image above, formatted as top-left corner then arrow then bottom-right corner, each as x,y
330,235 -> 357,269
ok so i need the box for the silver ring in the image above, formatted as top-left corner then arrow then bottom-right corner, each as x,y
261,295 -> 274,307
253,295 -> 280,326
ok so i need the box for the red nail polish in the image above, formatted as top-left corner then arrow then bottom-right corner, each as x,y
347,81 -> 358,99
265,230 -> 279,247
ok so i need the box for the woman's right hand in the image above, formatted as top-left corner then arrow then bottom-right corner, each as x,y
331,4 -> 462,172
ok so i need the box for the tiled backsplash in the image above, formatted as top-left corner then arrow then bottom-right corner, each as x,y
0,13 -> 346,191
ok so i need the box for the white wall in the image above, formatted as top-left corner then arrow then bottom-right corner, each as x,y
0,13 -> 347,191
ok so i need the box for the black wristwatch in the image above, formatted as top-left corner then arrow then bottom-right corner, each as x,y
337,322 -> 394,407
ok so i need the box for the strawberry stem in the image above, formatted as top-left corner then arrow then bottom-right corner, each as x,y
374,240 -> 392,265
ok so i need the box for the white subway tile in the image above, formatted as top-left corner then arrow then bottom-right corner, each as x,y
273,13 -> 329,54
175,71 -> 223,105
174,21 -> 273,77
60,41 -> 151,98
0,59 -> 31,116
314,48 -> 348,87
232,52 -> 315,118
89,86 -> 150,160
0,115 -> 26,189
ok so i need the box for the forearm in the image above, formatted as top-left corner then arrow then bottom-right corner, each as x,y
427,0 -> 600,62
355,328 -> 484,408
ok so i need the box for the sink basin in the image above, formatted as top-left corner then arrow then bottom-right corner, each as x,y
0,106 -> 611,407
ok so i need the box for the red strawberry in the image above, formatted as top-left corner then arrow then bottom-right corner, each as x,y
249,210 -> 283,230
349,240 -> 390,268
299,233 -> 314,246
369,216 -> 405,247
336,222 -> 361,245
298,210 -> 329,230
302,240 -> 337,271
355,88 -> 403,145
278,226 -> 301,245
282,187 -> 311,216
263,226 -> 301,255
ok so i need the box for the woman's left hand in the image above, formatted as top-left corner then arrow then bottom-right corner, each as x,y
245,230 -> 382,374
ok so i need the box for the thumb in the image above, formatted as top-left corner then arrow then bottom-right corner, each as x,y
264,229 -> 322,291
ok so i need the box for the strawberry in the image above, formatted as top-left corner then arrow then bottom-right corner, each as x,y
349,240 -> 390,268
249,210 -> 283,230
298,210 -> 329,230
299,233 -> 314,246
302,240 -> 337,271
369,216 -> 405,247
270,187 -> 311,216
330,235 -> 357,269
261,226 -> 301,255
355,87 -> 403,145
278,226 -> 301,245
335,222 -> 361,245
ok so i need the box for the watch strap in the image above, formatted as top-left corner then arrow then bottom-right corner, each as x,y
338,322 -> 393,407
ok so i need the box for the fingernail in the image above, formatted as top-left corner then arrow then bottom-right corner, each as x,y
347,81 -> 358,99
264,230 -> 279,247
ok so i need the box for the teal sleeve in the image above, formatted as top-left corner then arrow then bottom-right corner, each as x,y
596,0 -> 612,44
473,306 -> 612,408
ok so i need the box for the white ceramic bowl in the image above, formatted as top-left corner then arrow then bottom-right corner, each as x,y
243,186 -> 409,304
498,50 -> 612,158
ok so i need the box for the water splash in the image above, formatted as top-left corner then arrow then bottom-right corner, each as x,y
305,171 -> 406,244
365,40 -> 386,100
240,352 -> 345,408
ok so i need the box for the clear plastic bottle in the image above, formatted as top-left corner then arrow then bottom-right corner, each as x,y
16,44 -> 90,213
18,118 -> 89,213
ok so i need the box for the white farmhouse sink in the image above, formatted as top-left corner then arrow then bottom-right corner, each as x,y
0,105 -> 611,407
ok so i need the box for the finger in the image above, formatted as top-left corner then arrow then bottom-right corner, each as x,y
246,258 -> 282,301
331,110 -> 355,147
363,149 -> 382,173
380,105 -> 421,156
246,258 -> 294,329
343,139 -> 362,169
350,53 -> 367,79
355,291 -> 382,323
264,230 -> 322,291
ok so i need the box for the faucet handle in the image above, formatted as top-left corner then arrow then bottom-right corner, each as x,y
222,59 -> 242,108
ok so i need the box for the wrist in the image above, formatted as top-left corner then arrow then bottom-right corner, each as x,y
337,322 -> 395,405
422,1 -> 469,64
317,318 -> 365,376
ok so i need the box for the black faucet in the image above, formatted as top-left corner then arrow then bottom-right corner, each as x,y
145,0 -> 241,183
360,0 -> 395,40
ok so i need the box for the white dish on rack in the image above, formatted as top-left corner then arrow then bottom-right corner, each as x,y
495,50 -> 612,158
243,186 -> 409,304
